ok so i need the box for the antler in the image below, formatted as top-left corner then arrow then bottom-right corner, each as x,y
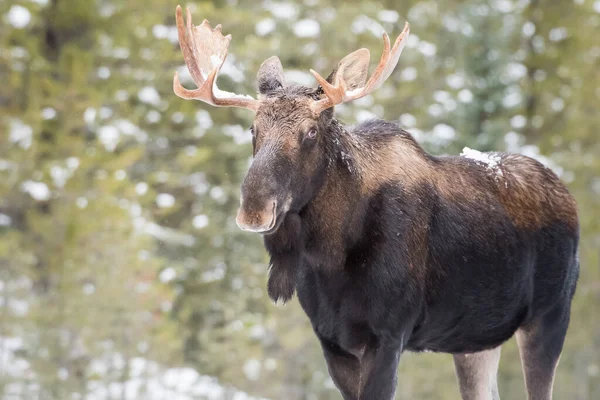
173,5 -> 259,111
310,22 -> 410,115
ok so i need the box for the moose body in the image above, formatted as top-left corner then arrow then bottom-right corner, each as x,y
173,6 -> 579,399
264,118 -> 579,400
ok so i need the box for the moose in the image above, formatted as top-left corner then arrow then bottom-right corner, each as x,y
172,6 -> 580,400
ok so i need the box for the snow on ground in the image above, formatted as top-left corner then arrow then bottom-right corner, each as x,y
0,337 -> 269,400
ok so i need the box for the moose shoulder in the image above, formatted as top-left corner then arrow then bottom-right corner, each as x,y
173,6 -> 579,400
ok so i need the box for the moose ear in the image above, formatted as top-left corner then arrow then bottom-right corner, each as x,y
257,56 -> 285,95
325,48 -> 370,90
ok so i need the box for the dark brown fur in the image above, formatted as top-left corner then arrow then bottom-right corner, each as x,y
232,59 -> 580,400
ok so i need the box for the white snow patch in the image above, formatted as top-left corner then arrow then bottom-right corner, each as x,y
202,263 -> 226,282
256,18 -> 276,36
432,124 -> 456,141
443,15 -> 460,32
351,15 -> 385,37
407,34 -> 420,48
98,125 -> 120,152
0,213 -> 12,226
595,1 -> 600,13
6,5 -> 31,29
504,131 -> 522,152
97,66 -> 111,79
84,107 -> 96,125
266,1 -> 298,20
209,187 -> 226,203
41,107 -> 56,120
399,113 -> 416,128
353,95 -> 374,108
502,91 -> 522,108
0,160 -> 14,171
115,90 -> 129,102
50,165 -> 69,187
243,359 -> 261,381
21,180 -> 51,201
136,182 -> 149,196
195,110 -> 213,131
9,120 -> 33,149
510,115 -> 527,129
400,67 -> 417,81
114,119 -> 147,142
68,157 -> 81,170
171,112 -> 185,124
249,325 -> 266,340
112,47 -> 130,59
458,89 -> 473,103
156,193 -> 175,208
212,81 -> 254,100
159,267 -> 177,283
9,299 -> 29,316
220,56 -> 245,83
356,110 -> 378,123
446,74 -> 465,89
505,63 -> 527,80
493,0 -> 513,13
461,147 -> 503,177
293,19 -> 320,38
76,197 -> 88,209
152,24 -> 178,43
519,145 -> 563,176
145,110 -> 161,124
549,27 -> 567,42
192,215 -> 209,229
378,10 -> 399,23
319,7 -> 337,23
427,104 -> 444,117
433,90 -> 451,103
551,98 -> 565,112
134,218 -> 195,247
81,282 -> 95,295
418,41 -> 437,57
522,21 -> 536,37
138,86 -> 161,106
99,106 -> 113,119
223,124 -> 251,145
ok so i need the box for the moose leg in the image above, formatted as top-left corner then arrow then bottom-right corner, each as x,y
453,347 -> 502,400
319,337 -> 362,400
359,341 -> 403,400
516,304 -> 570,400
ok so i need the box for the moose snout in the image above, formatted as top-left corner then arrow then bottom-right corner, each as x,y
236,199 -> 278,233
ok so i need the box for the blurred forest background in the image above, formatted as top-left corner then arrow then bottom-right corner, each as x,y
1,0 -> 599,399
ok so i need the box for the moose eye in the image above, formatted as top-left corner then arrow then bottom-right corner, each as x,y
306,128 -> 317,140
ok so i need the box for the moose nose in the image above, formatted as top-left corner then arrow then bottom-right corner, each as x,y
236,200 -> 278,233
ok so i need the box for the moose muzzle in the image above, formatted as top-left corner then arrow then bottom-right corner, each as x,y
236,199 -> 278,234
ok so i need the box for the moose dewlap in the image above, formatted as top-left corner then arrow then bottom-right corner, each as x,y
173,6 -> 579,400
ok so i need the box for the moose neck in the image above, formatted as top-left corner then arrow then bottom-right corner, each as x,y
263,117 -> 432,302
298,118 -> 372,268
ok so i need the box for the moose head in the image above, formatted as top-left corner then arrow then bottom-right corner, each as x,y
173,5 -> 409,235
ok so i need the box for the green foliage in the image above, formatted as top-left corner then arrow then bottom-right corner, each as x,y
0,0 -> 598,399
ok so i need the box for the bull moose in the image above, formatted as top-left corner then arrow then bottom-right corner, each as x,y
172,6 -> 580,400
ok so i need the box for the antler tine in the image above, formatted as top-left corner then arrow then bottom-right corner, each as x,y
172,5 -> 259,111
310,22 -> 410,115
